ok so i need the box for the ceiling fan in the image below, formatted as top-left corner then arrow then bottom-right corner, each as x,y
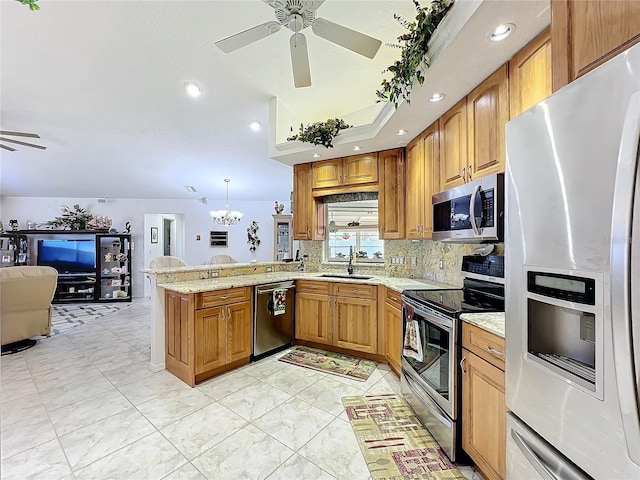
215,0 -> 382,88
0,131 -> 46,152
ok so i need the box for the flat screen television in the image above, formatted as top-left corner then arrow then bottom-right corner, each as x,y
37,239 -> 96,274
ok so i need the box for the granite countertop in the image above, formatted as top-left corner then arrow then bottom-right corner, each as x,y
157,271 -> 455,295
459,312 -> 505,338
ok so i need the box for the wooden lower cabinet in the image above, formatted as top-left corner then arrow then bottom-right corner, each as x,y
295,280 -> 378,355
295,292 -> 332,344
461,323 -> 506,480
384,300 -> 402,375
165,287 -> 252,387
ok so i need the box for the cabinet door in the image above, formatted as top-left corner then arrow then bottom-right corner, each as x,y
313,158 -> 343,188
334,296 -> 377,354
467,65 -> 509,181
439,97 -> 468,190
422,122 -> 439,238
165,291 -> 195,386
225,301 -> 253,363
195,307 -> 226,374
552,0 -> 640,90
462,349 -> 506,480
509,28 -> 552,118
384,301 -> 402,375
405,135 -> 425,239
293,163 -> 312,240
343,153 -> 378,185
295,292 -> 332,344
378,148 -> 405,240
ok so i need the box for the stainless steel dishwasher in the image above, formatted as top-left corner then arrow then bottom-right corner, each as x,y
253,281 -> 295,360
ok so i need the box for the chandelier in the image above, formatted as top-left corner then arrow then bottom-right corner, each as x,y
210,178 -> 243,225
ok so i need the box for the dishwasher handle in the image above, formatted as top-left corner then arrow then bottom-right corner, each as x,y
256,284 -> 296,295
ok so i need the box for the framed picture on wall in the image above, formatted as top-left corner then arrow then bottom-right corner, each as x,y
150,227 -> 158,244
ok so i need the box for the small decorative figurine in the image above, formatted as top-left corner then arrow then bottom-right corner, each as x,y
9,219 -> 19,231
124,221 -> 131,234
274,201 -> 285,214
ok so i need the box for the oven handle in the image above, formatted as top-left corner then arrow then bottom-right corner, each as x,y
402,297 -> 453,330
469,184 -> 481,235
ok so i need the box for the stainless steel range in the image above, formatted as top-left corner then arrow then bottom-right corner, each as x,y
400,255 -> 504,462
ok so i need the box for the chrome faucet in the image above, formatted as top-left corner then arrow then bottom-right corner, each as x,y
347,246 -> 354,275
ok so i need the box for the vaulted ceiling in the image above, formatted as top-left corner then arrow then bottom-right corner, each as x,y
0,0 -> 549,201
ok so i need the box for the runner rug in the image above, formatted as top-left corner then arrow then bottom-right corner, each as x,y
278,345 -> 377,381
51,303 -> 131,336
342,394 -> 466,479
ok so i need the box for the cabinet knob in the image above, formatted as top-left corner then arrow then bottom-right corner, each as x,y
467,165 -> 472,182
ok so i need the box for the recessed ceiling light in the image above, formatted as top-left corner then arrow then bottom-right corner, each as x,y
185,185 -> 197,193
184,82 -> 201,97
312,153 -> 321,158
490,23 -> 515,42
353,146 -> 362,151
429,93 -> 446,103
396,129 -> 408,136
249,121 -> 261,131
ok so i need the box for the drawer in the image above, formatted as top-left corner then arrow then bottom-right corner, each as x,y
297,280 -> 332,295
462,322 -> 505,371
385,288 -> 402,310
334,282 -> 377,299
196,286 -> 251,309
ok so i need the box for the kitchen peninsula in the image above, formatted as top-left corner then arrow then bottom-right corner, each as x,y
145,261 -> 454,384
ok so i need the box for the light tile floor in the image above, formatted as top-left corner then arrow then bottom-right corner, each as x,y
1,299 -> 482,480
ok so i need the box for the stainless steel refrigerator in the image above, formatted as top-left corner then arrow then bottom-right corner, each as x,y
505,41 -> 640,479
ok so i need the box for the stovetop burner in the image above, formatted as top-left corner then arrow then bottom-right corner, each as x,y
402,254 -> 505,317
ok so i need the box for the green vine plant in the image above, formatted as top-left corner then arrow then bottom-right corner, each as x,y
287,118 -> 352,149
15,0 -> 40,10
376,0 -> 454,108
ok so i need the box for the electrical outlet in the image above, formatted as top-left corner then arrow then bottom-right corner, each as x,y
410,256 -> 417,266
211,271 -> 219,278
399,256 -> 405,264
266,266 -> 273,273
439,258 -> 445,270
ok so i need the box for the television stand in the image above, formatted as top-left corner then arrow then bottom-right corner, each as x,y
54,274 -> 96,303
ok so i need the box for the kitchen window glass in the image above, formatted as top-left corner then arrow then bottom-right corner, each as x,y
324,200 -> 383,263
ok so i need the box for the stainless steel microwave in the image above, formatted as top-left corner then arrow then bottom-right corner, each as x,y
432,173 -> 504,243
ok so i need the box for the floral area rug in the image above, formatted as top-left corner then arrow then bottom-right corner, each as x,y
278,345 -> 377,381
343,394 -> 466,479
51,303 -> 131,336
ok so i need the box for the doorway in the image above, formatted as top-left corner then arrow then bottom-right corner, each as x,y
143,213 -> 185,297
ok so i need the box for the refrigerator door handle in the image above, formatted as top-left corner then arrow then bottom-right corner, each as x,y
610,90 -> 640,466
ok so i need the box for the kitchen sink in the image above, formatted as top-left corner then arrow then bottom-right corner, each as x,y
318,274 -> 373,280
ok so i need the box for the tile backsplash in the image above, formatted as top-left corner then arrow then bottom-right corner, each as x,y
299,239 -> 504,287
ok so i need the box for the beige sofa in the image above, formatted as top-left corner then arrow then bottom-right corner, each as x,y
0,266 -> 58,346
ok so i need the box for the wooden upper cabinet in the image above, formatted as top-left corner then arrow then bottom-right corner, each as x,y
293,163 -> 326,240
312,159 -> 343,188
509,28 -> 552,118
405,134 -> 425,239
293,163 -> 312,240
467,65 -> 509,181
343,153 -> 378,185
552,0 -> 640,91
422,122 -> 439,237
378,148 -> 405,240
312,154 -> 378,190
439,98 -> 468,191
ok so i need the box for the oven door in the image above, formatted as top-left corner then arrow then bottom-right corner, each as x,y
401,297 -> 456,419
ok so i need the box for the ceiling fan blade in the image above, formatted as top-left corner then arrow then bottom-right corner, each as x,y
0,130 -> 40,138
290,33 -> 311,88
0,144 -> 17,152
0,137 -> 47,150
312,18 -> 381,59
215,21 -> 282,53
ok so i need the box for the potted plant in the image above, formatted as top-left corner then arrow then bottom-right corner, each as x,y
287,118 -> 352,149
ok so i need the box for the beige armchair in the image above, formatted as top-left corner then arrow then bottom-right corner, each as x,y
148,256 -> 187,269
209,254 -> 238,264
0,266 -> 58,346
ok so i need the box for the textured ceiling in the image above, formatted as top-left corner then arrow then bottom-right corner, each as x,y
0,0 -> 549,201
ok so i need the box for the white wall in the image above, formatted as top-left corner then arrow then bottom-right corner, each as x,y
0,196 -> 292,297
